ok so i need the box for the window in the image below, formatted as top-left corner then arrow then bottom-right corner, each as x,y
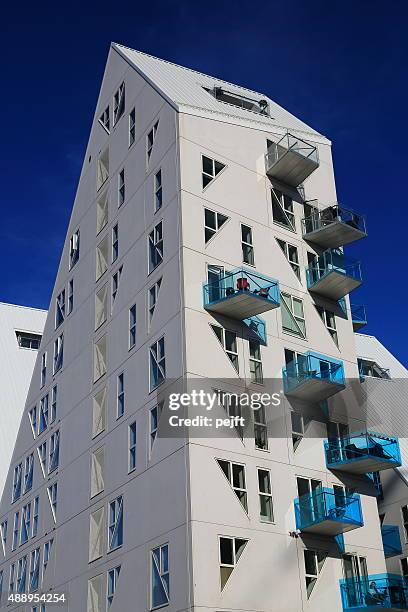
401,557 -> 408,579
202,155 -> 226,189
402,505 -> 408,540
151,544 -> 169,608
112,224 -> 119,262
68,279 -> 74,314
204,208 -> 228,243
92,388 -> 107,438
254,405 -> 268,450
88,574 -> 103,612
148,221 -> 163,272
117,372 -> 125,418
281,293 -> 306,338
118,170 -> 125,207
29,547 -> 40,591
216,460 -> 247,512
47,483 -> 58,522
90,447 -> 105,498
258,468 -> 274,522
241,224 -> 254,265
38,442 -> 47,476
53,334 -> 64,373
147,121 -> 158,163
41,352 -> 47,387
29,406 -> 37,437
16,555 -> 27,593
150,403 -> 163,452
55,289 -> 66,327
113,82 -> 125,126
219,537 -> 247,590
317,306 -> 338,345
94,336 -> 107,382
48,430 -> 60,473
271,188 -> 295,230
9,562 -> 15,593
107,565 -> 121,607
304,549 -> 325,597
39,394 -> 49,434
154,169 -> 163,212
51,385 -> 58,423
12,463 -> 22,502
129,107 -> 135,146
99,106 -> 110,133
23,453 -> 34,494
0,520 -> 7,555
20,502 -> 31,545
97,148 -> 109,191
12,511 -> 19,550
96,191 -> 108,234
0,570 -> 2,603
276,238 -> 300,279
291,412 -> 306,450
205,86 -> 269,115
43,538 -> 53,578
96,235 -> 109,280
211,325 -> 239,372
16,331 -> 42,350
129,422 -> 137,471
149,278 -> 162,321
111,266 -> 123,309
150,337 -> 166,390
129,305 -> 136,349
249,340 -> 263,383
69,228 -> 80,269
108,496 -> 123,551
89,507 -> 105,562
32,497 -> 39,538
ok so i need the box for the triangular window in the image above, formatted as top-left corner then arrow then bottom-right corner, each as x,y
90,448 -> 105,498
202,155 -> 226,189
96,191 -> 108,235
97,148 -> 109,191
87,574 -> 103,612
95,285 -> 108,331
271,188 -> 295,230
205,208 -> 229,243
92,388 -> 106,438
219,537 -> 248,590
211,325 -> 239,373
281,293 -> 306,338
216,459 -> 248,512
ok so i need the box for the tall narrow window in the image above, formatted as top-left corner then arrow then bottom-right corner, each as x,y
48,430 -> 60,473
258,468 -> 274,522
29,547 -> 40,591
149,221 -> 163,273
271,188 -> 295,230
92,388 -> 107,439
304,549 -> 325,598
68,279 -> 74,314
23,453 -> 34,494
47,482 -> 58,522
12,463 -> 22,502
254,405 -> 268,450
95,285 -> 108,331
150,403 -> 163,452
216,460 -> 247,512
43,538 -> 53,577
129,107 -> 136,146
38,442 -> 47,476
32,496 -> 39,538
129,305 -> 136,349
281,293 -> 306,338
151,544 -> 169,608
99,106 -> 110,133
89,508 -> 105,563
111,267 -> 123,309
108,496 -> 123,551
202,155 -> 226,189
291,412 -> 305,450
41,352 -> 47,387
154,169 -> 162,212
149,337 -> 166,390
401,558 -> 408,579
107,565 -> 121,607
118,170 -> 125,207
316,306 -> 338,346
12,512 -> 19,550
16,556 -> 27,593
129,421 -> 137,471
149,278 -> 162,321
69,228 -> 80,269
96,236 -> 109,281
112,224 -> 119,262
53,334 -> 64,373
204,208 -> 229,243
9,562 -> 15,594
39,394 -> 49,433
29,406 -> 37,437
20,502 -> 31,545
117,373 -> 125,418
96,191 -> 108,235
241,224 -> 254,265
55,289 -> 65,328
147,121 -> 159,163
276,238 -> 300,279
249,340 -> 263,383
113,82 -> 125,126
90,447 -> 105,498
97,148 -> 109,191
402,505 -> 408,540
94,336 -> 107,382
88,575 -> 103,612
211,325 -> 239,372
219,537 -> 247,590
0,520 -> 7,555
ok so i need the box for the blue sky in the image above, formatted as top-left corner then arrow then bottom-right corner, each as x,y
1,1 -> 407,366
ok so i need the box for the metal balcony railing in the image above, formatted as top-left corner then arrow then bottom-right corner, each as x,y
306,249 -> 363,300
265,133 -> 319,187
302,205 -> 367,249
283,351 -> 345,400
381,525 -> 403,558
294,487 -> 363,535
340,574 -> 408,610
324,431 -> 401,474
351,304 -> 367,331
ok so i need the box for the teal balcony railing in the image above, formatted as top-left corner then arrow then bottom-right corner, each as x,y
306,249 -> 362,301
203,268 -> 280,320
283,351 -> 345,401
324,432 -> 401,475
340,574 -> 408,610
381,525 -> 403,558
302,205 -> 367,249
265,132 -> 319,187
351,304 -> 367,331
294,487 -> 363,535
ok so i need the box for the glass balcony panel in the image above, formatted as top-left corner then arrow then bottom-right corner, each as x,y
306,249 -> 362,300
351,304 -> 367,331
381,525 -> 403,558
340,574 -> 408,611
283,352 -> 345,401
324,432 -> 401,474
302,205 -> 367,249
294,488 -> 363,535
265,133 -> 319,187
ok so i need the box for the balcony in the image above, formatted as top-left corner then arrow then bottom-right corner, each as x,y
294,487 -> 363,535
324,432 -> 401,474
203,268 -> 280,320
382,525 -> 403,558
302,205 -> 367,249
283,351 -> 345,401
340,574 -> 408,611
306,249 -> 362,301
351,304 -> 367,331
265,133 -> 319,187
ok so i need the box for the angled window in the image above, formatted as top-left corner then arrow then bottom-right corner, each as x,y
202,155 -> 225,189
47,482 -> 58,522
68,279 -> 74,314
118,170 -> 125,207
147,121 -> 159,163
29,547 -> 40,591
88,574 -> 103,612
51,385 -> 57,424
249,340 -> 263,383
9,562 -> 15,593
0,520 -> 8,555
154,169 -> 162,212
90,447 -> 105,499
99,106 -> 110,133
16,555 -> 27,593
129,421 -> 137,471
129,107 -> 136,146
92,387 -> 107,438
29,406 -> 37,438
291,412 -> 306,450
304,549 -> 325,598
129,305 -> 136,349
94,336 -> 107,382
205,86 -> 269,115
254,405 -> 268,450
39,394 -> 49,434
117,372 -> 125,418
149,337 -> 166,391
216,460 -> 247,512
43,537 -> 53,579
12,463 -> 22,502
219,537 -> 247,590
53,333 -> 64,373
204,208 -> 228,243
151,544 -> 169,609
23,453 -> 34,494
40,352 -> 47,387
20,502 -> 31,545
15,331 -> 41,350
108,496 -> 123,551
12,511 -> 19,550
69,228 -> 80,269
96,235 -> 109,281
149,278 -> 162,322
111,266 -> 123,309
55,289 -> 65,328
37,442 -> 47,476
241,224 -> 254,265
402,505 -> 408,540
316,306 -> 338,346
150,403 -> 163,452
32,496 -> 39,538
148,221 -> 163,273
281,293 -> 306,338
112,224 -> 119,262
211,325 -> 239,372
48,430 -> 60,474
218,391 -> 243,439
97,148 -> 109,191
276,238 -> 300,279
96,191 -> 108,235
271,188 -> 295,231
257,468 -> 274,522
89,507 -> 105,562
95,284 -> 108,331
107,565 -> 121,607
113,82 -> 125,126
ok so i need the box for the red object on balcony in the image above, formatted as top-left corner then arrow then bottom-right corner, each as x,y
237,277 -> 250,291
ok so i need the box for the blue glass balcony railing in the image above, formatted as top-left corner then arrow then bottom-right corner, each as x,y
351,304 -> 367,331
203,268 -> 280,320
382,525 -> 403,558
302,204 -> 367,249
294,487 -> 363,535
340,574 -> 408,610
324,431 -> 401,474
306,249 -> 363,301
283,351 -> 345,400
265,132 -> 319,187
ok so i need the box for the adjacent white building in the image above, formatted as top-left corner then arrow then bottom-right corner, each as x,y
0,44 -> 407,611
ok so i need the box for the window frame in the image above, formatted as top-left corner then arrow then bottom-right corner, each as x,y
241,224 -> 255,266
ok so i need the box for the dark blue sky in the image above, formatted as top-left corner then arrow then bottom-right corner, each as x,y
1,1 -> 407,366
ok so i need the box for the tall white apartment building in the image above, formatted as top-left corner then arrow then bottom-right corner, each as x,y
0,44 -> 406,611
